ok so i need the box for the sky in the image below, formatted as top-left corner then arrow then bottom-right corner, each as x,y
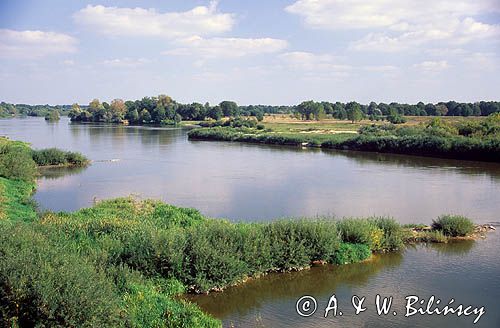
0,0 -> 499,105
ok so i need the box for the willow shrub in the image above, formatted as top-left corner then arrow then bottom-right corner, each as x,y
331,243 -> 371,265
0,142 -> 37,181
0,223 -> 124,327
338,217 -> 404,252
31,148 -> 89,166
432,215 -> 475,237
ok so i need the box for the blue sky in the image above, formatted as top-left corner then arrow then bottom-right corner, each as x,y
1,0 -> 499,105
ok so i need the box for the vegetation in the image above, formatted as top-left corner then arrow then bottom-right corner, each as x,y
31,148 -> 89,167
0,138 -> 38,181
189,114 -> 500,162
44,109 -> 60,121
432,215 -> 475,237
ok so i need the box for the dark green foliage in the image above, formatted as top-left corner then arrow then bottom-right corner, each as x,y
387,113 -> 407,124
0,138 -> 37,181
432,215 -> 475,237
31,148 -> 89,166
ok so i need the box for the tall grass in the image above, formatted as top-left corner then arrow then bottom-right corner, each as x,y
31,148 -> 89,166
432,215 -> 475,237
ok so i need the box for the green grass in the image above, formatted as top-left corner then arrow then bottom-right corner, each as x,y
0,177 -> 36,221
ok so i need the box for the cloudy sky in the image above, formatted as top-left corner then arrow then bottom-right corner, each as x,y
1,0 -> 499,105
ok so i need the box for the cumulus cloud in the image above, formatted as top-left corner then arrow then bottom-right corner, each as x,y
286,0 -> 500,52
163,36 -> 288,58
279,51 -> 350,71
73,2 -> 234,38
0,29 -> 77,58
413,60 -> 450,72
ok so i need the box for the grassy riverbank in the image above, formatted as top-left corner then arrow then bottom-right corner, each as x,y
188,115 -> 500,162
0,137 -> 481,327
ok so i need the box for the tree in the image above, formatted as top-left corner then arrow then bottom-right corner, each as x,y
435,104 -> 448,116
127,109 -> 139,123
68,103 -> 82,121
346,102 -> 362,123
208,106 -> 223,120
255,111 -> 264,122
44,110 -> 60,121
220,101 -> 238,117
110,99 -> 126,122
140,109 -> 151,123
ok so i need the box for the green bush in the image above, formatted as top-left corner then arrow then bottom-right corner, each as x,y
32,148 -> 89,166
432,215 -> 475,237
0,141 -> 37,181
331,243 -> 371,264
0,223 -> 124,327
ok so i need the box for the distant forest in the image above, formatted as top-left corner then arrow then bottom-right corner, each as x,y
1,98 -> 500,124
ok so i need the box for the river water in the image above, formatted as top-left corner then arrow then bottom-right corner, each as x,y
1,117 -> 499,327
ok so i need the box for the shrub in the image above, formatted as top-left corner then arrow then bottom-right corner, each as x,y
331,243 -> 371,265
431,215 -> 475,237
0,223 -> 124,327
32,148 -> 88,166
0,142 -> 37,181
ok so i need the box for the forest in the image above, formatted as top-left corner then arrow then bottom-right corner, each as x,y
2,98 -> 500,123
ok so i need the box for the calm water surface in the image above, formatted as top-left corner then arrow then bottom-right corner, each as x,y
1,117 -> 499,327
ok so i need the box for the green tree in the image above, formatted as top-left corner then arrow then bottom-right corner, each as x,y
219,101 -> 238,117
346,102 -> 362,123
68,103 -> 82,121
140,109 -> 151,123
208,106 -> 223,120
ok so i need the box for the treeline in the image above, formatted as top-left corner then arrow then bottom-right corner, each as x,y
68,96 -> 268,124
293,100 -> 500,121
0,102 -> 72,118
3,98 -> 500,123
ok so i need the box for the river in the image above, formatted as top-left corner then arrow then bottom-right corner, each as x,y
1,116 -> 499,327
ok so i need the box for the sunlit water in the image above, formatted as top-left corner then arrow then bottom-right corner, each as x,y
1,117 -> 499,327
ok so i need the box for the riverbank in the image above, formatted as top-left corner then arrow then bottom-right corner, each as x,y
188,115 -> 500,162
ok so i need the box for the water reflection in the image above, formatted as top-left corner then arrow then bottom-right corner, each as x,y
38,166 -> 88,180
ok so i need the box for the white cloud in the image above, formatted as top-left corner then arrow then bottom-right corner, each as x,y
350,18 -> 500,52
413,60 -> 450,72
102,57 -> 150,68
279,51 -> 350,72
0,29 -> 77,58
286,0 -> 500,52
74,2 -> 234,38
163,36 -> 288,58
462,52 -> 498,69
